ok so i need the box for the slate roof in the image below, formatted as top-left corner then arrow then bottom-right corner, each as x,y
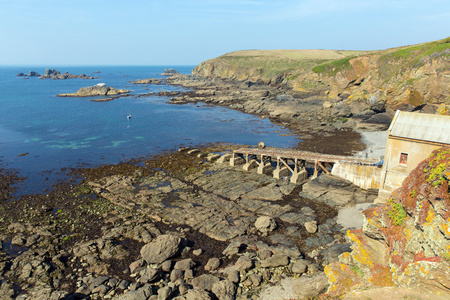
388,110 -> 450,145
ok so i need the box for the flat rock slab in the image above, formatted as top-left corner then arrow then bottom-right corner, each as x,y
300,174 -> 374,207
194,169 -> 264,201
242,185 -> 284,201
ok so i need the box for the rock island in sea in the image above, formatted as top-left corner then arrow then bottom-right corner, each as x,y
17,68 -> 98,79
57,83 -> 131,102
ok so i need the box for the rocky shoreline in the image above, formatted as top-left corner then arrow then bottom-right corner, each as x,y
163,73 -> 395,135
0,70 -> 380,299
0,142 -> 380,299
3,70 -> 444,299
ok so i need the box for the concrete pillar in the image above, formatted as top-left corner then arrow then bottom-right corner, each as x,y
257,162 -> 274,175
197,152 -> 209,159
207,154 -> 221,162
187,149 -> 200,155
273,166 -> 290,179
217,153 -> 232,164
290,169 -> 308,184
243,159 -> 259,172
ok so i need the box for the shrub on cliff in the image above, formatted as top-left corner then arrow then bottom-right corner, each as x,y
324,147 -> 450,298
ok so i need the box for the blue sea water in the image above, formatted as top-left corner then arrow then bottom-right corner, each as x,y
0,66 -> 297,194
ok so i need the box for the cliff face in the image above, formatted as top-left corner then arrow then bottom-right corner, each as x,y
193,38 -> 450,113
324,147 -> 450,297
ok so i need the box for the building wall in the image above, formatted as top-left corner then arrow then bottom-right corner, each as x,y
332,163 -> 382,190
378,136 -> 446,202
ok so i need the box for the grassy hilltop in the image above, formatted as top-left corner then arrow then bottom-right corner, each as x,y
193,37 -> 450,112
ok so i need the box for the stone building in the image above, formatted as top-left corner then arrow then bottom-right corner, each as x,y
378,110 -> 450,201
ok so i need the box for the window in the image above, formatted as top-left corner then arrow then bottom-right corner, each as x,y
399,153 -> 408,167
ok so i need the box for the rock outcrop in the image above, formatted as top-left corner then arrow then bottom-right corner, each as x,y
38,68 -> 96,79
130,78 -> 163,84
17,71 -> 40,77
324,147 -> 450,298
161,68 -> 180,76
57,83 -> 130,97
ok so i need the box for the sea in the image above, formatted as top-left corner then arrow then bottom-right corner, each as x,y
0,66 -> 298,195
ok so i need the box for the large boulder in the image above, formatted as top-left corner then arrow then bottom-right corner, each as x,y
140,234 -> 182,264
192,274 -> 220,292
259,274 -> 329,299
255,216 -> 277,234
212,280 -> 237,300
185,288 -> 213,300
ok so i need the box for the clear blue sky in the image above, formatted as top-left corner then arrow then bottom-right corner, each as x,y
1,0 -> 449,66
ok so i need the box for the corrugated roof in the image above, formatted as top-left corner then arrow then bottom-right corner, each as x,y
388,110 -> 450,144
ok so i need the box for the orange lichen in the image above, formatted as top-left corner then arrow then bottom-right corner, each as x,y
370,263 -> 394,287
347,230 -> 374,267
441,222 -> 450,237
324,263 -> 363,296
425,208 -> 436,225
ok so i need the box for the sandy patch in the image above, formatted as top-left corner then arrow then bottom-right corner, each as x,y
353,130 -> 388,160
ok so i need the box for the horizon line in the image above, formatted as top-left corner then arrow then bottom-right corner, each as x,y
0,64 -> 198,68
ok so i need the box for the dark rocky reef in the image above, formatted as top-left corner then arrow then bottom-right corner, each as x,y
17,71 -> 40,77
161,68 -> 181,76
39,68 -> 96,80
130,78 -> 164,85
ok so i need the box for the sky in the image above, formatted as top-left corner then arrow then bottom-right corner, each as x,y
0,0 -> 449,66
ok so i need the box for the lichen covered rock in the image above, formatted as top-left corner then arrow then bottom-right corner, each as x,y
325,147 -> 450,297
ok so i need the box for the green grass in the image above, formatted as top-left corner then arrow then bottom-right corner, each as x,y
196,37 -> 450,84
380,37 -> 450,68
375,37 -> 450,82
311,56 -> 356,75
202,49 -> 366,80
217,55 -> 325,74
386,198 -> 407,226
351,265 -> 364,277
